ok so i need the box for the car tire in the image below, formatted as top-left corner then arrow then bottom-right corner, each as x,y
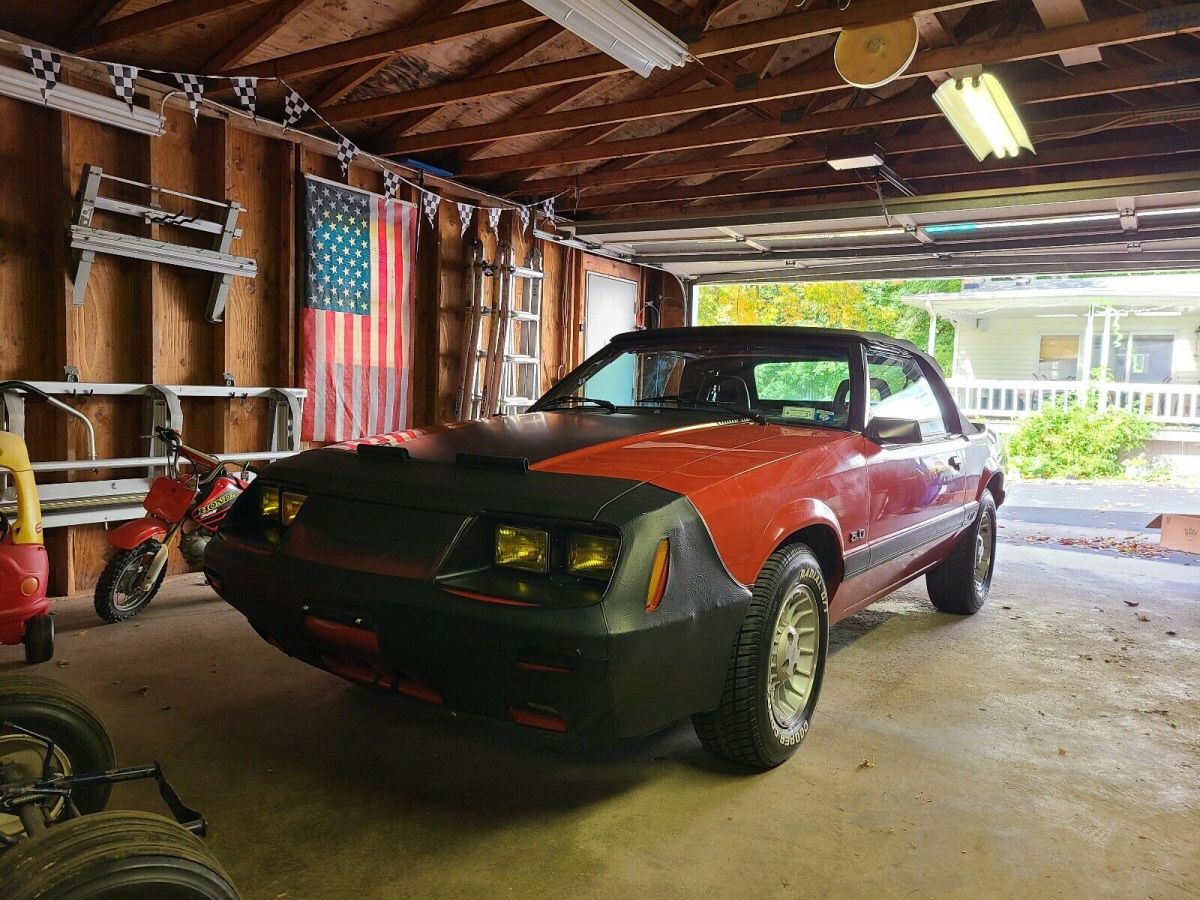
692,543 -> 829,770
22,614 -> 55,665
0,811 -> 240,899
926,489 -> 997,615
0,676 -> 116,822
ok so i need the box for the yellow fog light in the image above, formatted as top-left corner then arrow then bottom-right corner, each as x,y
496,525 -> 549,573
281,491 -> 307,526
568,533 -> 619,579
259,486 -> 280,520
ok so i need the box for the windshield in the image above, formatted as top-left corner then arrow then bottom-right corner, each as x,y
534,340 -> 855,428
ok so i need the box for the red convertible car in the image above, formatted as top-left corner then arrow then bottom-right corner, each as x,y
207,327 -> 1003,769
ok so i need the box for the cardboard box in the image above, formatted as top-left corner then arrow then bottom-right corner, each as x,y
1146,514 -> 1200,554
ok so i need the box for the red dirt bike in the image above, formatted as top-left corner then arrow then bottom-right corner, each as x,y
94,427 -> 249,623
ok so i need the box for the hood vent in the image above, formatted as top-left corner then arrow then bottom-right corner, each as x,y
357,444 -> 411,461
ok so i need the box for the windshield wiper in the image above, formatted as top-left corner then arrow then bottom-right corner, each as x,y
538,395 -> 617,413
636,394 -> 767,426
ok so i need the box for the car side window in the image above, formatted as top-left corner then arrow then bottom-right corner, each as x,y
865,349 -> 950,440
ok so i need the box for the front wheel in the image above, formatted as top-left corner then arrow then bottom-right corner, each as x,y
0,811 -> 240,899
926,490 -> 997,615
94,540 -> 166,623
692,543 -> 829,770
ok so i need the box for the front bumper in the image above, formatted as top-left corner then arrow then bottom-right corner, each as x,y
206,492 -> 751,738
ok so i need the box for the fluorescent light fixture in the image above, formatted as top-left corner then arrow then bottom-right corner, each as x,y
0,65 -> 164,136
1035,313 -> 1078,318
520,0 -> 689,77
932,72 -> 1033,162
1133,310 -> 1183,317
765,227 -> 906,241
825,137 -> 885,171
924,212 -> 1118,235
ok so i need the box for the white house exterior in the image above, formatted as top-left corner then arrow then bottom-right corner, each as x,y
904,276 -> 1200,475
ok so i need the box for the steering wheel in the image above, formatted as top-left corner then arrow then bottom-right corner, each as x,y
832,380 -> 851,415
869,377 -> 892,401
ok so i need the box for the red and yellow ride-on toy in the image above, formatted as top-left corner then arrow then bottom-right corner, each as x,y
0,430 -> 52,664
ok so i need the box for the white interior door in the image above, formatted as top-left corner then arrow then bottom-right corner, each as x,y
584,272 -> 637,357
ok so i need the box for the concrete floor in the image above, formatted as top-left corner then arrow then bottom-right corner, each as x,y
3,539 -> 1197,899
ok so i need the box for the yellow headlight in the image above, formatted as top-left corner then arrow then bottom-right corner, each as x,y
495,525 -> 549,573
568,533 -> 620,578
281,491 -> 307,526
259,486 -> 280,520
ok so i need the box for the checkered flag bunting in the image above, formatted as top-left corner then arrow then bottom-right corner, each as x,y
175,73 -> 205,122
486,206 -> 501,233
336,136 -> 357,178
106,63 -> 139,111
383,170 -> 402,199
542,196 -> 555,221
22,45 -> 62,100
457,202 -> 473,238
421,190 -> 439,227
282,89 -> 310,129
232,77 -> 258,119
517,205 -> 530,234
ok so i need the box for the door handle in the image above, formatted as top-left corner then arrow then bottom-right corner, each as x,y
948,454 -> 962,470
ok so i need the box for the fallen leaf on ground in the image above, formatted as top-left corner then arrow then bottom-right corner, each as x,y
915,792 -> 933,804
1136,613 -> 1150,623
1057,747 -> 1068,756
138,686 -> 149,696
1025,534 -> 1167,560
56,660 -> 68,667
859,758 -> 876,769
1124,600 -> 1140,607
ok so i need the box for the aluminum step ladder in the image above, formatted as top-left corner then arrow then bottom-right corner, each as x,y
456,243 -> 543,419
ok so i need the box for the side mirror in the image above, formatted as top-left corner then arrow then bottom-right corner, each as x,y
865,416 -> 923,445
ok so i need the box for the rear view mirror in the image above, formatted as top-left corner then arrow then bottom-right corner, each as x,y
865,416 -> 923,445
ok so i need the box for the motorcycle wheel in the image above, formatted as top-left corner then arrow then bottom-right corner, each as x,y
94,540 -> 167,624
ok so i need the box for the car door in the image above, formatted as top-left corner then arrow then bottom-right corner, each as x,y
861,346 -> 970,593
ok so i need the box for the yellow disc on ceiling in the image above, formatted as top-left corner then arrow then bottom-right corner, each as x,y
834,17 -> 920,89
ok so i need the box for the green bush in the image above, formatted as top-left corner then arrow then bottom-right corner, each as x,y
1006,398 -> 1156,479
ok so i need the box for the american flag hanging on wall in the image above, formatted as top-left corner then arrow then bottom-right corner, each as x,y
300,176 -> 417,443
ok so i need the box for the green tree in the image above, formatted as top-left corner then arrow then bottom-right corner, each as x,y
697,280 -> 957,371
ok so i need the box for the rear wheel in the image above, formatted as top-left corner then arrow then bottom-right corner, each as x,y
0,811 -> 240,899
926,490 -> 997,615
94,541 -> 166,623
692,544 -> 829,770
22,614 -> 55,665
0,676 -> 116,842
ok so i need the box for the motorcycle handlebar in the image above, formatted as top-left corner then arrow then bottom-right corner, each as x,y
152,427 -> 223,472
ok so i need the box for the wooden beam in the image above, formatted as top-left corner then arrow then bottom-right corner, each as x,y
459,47 -> 1200,177
370,21 -> 563,144
228,2 -> 545,79
1033,0 -> 1104,64
78,0 -> 264,51
201,0 -> 319,73
322,0 -> 996,121
66,0 -> 134,44
386,5 -> 1200,154
306,0 -> 480,107
573,131 -> 1200,209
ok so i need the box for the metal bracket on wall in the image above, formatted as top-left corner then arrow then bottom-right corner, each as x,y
69,164 -> 258,324
0,381 -> 306,529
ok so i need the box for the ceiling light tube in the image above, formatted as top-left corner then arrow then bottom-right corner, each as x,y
0,65 -> 164,136
932,72 -> 1033,162
520,0 -> 690,77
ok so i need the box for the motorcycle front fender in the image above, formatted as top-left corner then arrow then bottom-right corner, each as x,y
107,517 -> 171,550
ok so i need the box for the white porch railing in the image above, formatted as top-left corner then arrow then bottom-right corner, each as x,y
947,379 -> 1200,425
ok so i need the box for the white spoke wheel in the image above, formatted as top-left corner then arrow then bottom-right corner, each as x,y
927,490 -> 998,616
693,543 -> 829,770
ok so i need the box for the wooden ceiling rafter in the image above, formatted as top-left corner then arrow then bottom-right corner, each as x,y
574,127 -> 1200,209
227,1 -> 546,79
77,0 -> 264,52
372,21 -> 565,151
201,0 -> 319,73
66,0 -> 134,45
383,5 -> 1200,156
307,0 -> 480,108
320,0 -> 997,122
